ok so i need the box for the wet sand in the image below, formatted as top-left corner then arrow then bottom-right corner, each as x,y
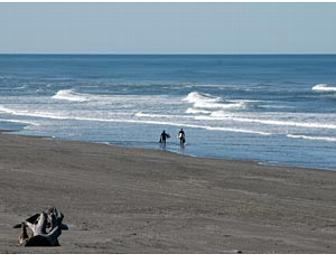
0,133 -> 336,253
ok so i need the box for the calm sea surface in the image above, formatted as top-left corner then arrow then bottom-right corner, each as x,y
0,54 -> 336,170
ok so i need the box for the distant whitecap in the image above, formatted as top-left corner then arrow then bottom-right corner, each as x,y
312,84 -> 336,92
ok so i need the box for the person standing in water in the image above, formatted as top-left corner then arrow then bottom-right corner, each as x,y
159,130 -> 170,148
178,128 -> 186,146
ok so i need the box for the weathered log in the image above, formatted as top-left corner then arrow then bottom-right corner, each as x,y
14,207 -> 68,247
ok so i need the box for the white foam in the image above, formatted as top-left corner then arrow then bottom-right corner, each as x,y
203,126 -> 271,136
196,101 -> 246,110
135,112 -> 164,118
287,134 -> 336,142
261,104 -> 293,110
312,84 -> 336,92
51,90 -> 183,108
183,91 -> 247,111
135,112 -> 180,119
0,105 -> 271,136
0,105 -> 16,114
183,91 -> 220,104
185,107 -> 212,114
52,89 -> 91,102
0,105 -> 68,120
135,112 -> 201,120
14,85 -> 28,90
196,112 -> 336,130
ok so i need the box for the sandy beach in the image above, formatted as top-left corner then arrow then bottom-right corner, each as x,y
0,132 -> 336,253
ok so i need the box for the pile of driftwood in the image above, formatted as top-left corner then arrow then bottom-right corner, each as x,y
13,207 -> 68,246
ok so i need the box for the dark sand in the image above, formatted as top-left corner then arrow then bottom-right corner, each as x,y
0,133 -> 336,253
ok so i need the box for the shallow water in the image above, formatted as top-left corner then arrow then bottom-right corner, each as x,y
0,54 -> 336,170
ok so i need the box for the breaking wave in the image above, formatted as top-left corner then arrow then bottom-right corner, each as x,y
52,89 -> 92,102
51,90 -> 181,107
312,84 -> 336,92
183,91 -> 248,111
183,91 -> 220,104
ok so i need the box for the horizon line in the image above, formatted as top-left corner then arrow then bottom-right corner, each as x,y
1,52 -> 336,56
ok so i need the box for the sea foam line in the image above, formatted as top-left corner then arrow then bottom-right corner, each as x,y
287,134 -> 336,142
135,112 -> 195,119
0,106 -> 271,136
195,113 -> 336,130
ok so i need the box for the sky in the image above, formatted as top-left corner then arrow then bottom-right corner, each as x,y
0,3 -> 336,54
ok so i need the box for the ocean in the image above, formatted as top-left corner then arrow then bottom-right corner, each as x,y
0,54 -> 336,170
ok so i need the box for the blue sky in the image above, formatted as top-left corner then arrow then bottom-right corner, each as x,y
0,3 -> 336,54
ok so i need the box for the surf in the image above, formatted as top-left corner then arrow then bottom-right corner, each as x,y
0,105 -> 271,136
195,113 -> 336,130
312,84 -> 336,92
52,89 -> 92,102
183,91 -> 248,111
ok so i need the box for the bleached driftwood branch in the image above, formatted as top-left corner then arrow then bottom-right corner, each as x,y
14,207 -> 68,246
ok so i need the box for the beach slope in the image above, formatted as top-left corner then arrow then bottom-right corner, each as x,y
0,133 -> 336,253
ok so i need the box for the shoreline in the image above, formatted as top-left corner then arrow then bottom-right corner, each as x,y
1,132 -> 336,253
2,128 -> 335,173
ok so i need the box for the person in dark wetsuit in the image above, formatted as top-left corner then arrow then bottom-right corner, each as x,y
159,130 -> 170,147
178,128 -> 186,145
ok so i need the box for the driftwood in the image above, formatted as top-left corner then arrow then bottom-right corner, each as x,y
13,207 -> 68,246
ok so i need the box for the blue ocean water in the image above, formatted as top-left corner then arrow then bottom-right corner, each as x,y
0,54 -> 336,170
